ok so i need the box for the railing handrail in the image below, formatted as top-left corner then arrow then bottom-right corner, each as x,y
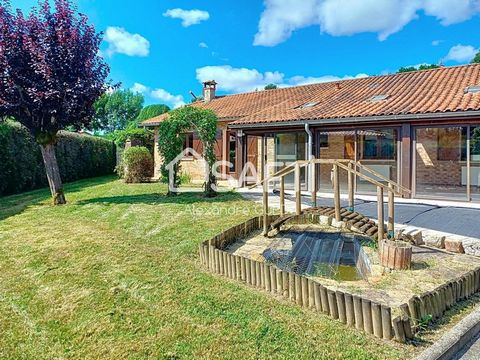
334,161 -> 402,196
248,161 -> 309,189
352,160 -> 411,195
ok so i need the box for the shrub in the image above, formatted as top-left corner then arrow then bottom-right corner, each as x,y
108,127 -> 154,152
0,121 -> 116,196
122,146 -> 153,183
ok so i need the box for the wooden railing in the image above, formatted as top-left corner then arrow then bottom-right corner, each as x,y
249,159 -> 406,239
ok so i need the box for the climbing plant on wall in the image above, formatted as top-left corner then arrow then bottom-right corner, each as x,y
157,107 -> 218,197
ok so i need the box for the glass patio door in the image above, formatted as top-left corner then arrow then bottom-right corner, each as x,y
356,128 -> 399,193
470,126 -> 480,202
414,126 -> 468,201
274,133 -> 306,189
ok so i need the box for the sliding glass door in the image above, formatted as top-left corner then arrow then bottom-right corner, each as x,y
470,126 -> 480,202
414,126 -> 468,201
356,129 -> 399,193
274,132 -> 306,189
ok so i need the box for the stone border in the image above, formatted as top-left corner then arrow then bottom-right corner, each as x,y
415,306 -> 480,360
199,214 -> 413,342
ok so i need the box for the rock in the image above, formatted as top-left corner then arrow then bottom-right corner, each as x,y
444,238 -> 465,254
319,215 -> 332,226
462,237 -> 480,257
401,228 -> 424,246
423,233 -> 445,249
331,218 -> 344,228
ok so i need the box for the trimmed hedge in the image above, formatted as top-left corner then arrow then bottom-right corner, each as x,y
0,121 -> 116,196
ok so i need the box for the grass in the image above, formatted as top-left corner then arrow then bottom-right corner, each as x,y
0,176 -> 414,359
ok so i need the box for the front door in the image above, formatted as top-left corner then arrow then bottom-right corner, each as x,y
275,132 -> 306,189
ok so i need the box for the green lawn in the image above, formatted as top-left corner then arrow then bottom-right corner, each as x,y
0,177 -> 413,359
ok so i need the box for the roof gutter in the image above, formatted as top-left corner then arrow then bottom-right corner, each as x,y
227,110 -> 480,129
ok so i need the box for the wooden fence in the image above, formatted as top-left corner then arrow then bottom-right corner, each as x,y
199,215 -> 480,343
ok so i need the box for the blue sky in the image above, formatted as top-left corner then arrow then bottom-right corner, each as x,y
14,0 -> 480,108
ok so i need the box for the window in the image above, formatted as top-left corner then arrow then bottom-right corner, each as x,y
183,133 -> 193,150
319,134 -> 329,148
368,94 -> 389,102
437,128 -> 466,161
359,129 -> 396,160
464,85 -> 480,94
229,134 -> 236,172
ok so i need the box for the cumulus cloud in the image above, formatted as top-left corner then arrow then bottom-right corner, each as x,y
443,44 -> 479,63
131,83 -> 149,94
254,0 -> 480,46
196,65 -> 284,93
290,73 -> 368,86
104,27 -> 150,57
151,88 -> 186,108
163,8 -> 210,27
196,65 -> 368,93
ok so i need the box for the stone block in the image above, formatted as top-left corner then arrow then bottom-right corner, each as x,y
444,238 -> 465,254
331,219 -> 345,229
461,238 -> 480,257
319,215 -> 332,226
423,233 -> 445,249
401,228 -> 424,246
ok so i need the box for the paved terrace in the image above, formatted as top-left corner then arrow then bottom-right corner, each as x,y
238,188 -> 480,242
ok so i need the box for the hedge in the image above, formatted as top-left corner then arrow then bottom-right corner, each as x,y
0,121 -> 116,196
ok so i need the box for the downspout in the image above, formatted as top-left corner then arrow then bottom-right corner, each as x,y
305,123 -> 314,192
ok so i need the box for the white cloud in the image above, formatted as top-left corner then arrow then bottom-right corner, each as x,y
163,8 -> 210,27
199,42 -> 209,48
196,65 -> 285,93
443,44 -> 479,63
131,83 -> 149,94
432,40 -> 442,46
196,65 -> 368,93
104,27 -> 150,57
290,73 -> 368,86
254,0 -> 480,46
151,88 -> 185,108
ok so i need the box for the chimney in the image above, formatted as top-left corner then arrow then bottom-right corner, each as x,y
203,80 -> 217,102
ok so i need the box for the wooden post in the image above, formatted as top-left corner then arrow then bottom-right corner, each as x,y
372,303 -> 383,338
312,163 -> 317,207
308,279 -> 315,309
295,162 -> 301,215
388,183 -> 394,238
348,162 -> 354,212
362,299 -> 373,334
344,294 -> 355,327
270,266 -> 277,293
333,163 -> 341,221
282,271 -> 289,298
314,283 -> 322,312
320,285 -> 329,314
392,317 -> 406,343
381,306 -> 393,340
280,176 -> 285,216
336,291 -> 347,324
295,274 -> 302,306
302,277 -> 309,307
264,264 -> 271,292
289,272 -> 295,302
377,186 -> 384,241
263,179 -> 269,235
353,296 -> 364,331
256,261 -> 261,287
328,290 -> 339,319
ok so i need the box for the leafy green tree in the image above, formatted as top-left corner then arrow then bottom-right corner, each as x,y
264,83 -> 278,90
93,89 -> 144,132
398,64 -> 440,73
157,107 -> 218,197
136,104 -> 170,123
471,52 -> 480,64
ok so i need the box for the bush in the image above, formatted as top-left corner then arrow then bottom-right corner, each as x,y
108,127 -> 154,152
122,146 -> 153,183
0,121 -> 116,196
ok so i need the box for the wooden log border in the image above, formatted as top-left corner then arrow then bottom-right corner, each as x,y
198,215 -> 480,344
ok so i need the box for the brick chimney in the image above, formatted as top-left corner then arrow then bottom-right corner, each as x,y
203,80 -> 217,102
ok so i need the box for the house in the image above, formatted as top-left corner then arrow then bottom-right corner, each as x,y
141,64 -> 480,203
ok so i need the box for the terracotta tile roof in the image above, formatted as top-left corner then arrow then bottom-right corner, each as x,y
141,64 -> 480,127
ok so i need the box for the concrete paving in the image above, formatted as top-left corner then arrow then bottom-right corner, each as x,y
239,189 -> 480,239
455,333 -> 480,360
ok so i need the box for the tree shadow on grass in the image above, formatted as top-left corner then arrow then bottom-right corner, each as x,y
76,190 -> 245,206
0,175 -> 117,221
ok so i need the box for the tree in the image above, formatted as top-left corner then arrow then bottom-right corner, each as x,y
0,0 -> 109,205
398,64 -> 440,73
471,52 -> 480,64
93,89 -> 144,132
136,104 -> 170,123
264,83 -> 278,90
157,107 -> 218,197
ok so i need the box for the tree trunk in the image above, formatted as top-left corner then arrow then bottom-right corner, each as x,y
40,143 -> 66,205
